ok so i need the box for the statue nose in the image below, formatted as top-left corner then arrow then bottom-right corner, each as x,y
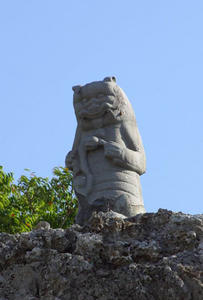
103,76 -> 116,82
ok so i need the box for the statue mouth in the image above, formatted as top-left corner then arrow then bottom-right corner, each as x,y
76,97 -> 116,120
81,112 -> 104,120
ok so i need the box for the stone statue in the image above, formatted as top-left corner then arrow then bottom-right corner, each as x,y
66,76 -> 146,225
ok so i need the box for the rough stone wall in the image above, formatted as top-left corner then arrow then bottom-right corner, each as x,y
0,209 -> 202,300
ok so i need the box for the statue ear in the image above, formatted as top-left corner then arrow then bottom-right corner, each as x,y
103,76 -> 116,82
72,85 -> 81,93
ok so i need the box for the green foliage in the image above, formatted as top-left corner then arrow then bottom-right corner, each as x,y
0,166 -> 78,234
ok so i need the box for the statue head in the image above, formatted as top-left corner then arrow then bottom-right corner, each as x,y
72,77 -> 135,130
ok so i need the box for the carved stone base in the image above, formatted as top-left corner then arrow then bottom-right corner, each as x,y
76,194 -> 146,226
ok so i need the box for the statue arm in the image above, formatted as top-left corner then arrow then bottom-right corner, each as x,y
104,121 -> 146,175
120,121 -> 146,175
66,126 -> 93,196
65,125 -> 80,170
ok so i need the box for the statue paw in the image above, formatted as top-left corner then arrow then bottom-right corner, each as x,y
104,142 -> 124,160
84,136 -> 101,150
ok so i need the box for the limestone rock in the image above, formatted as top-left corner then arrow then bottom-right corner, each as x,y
0,209 -> 202,299
34,221 -> 51,230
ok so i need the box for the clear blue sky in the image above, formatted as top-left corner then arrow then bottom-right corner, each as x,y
1,0 -> 202,214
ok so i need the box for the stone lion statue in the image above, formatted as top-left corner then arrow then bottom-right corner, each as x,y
66,76 -> 146,225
